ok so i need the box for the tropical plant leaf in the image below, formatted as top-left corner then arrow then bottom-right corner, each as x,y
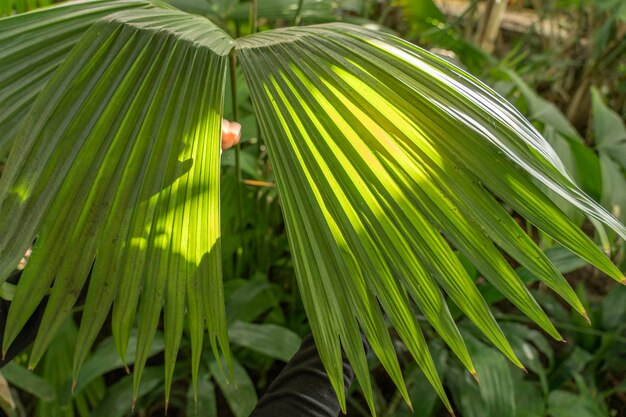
0,6 -> 233,406
208,357 -> 257,417
33,318 -> 105,417
0,0 -> 155,153
228,0 -> 365,23
72,331 -> 165,395
547,388 -> 608,417
228,320 -> 301,361
162,0 -> 224,20
591,87 -> 626,228
403,340 -> 449,417
237,23 -> 625,412
397,0 -> 447,32
224,280 -> 277,323
90,366 -> 164,417
449,335 -> 517,417
503,70 -> 603,212
186,371 -> 217,417
504,68 -> 583,143
1,362 -> 56,402
600,154 -> 626,225
0,4 -> 625,416
0,0 -> 53,17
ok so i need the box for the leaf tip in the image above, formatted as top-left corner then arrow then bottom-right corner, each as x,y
339,400 -> 348,415
407,401 -> 414,412
581,310 -> 591,325
471,370 -> 480,384
2,340 -> 12,361
621,278 -> 626,286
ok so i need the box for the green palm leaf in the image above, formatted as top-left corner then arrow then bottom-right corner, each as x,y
0,0 -> 155,153
228,0 -> 365,22
0,3 -> 624,415
0,0 -> 52,17
0,6 -> 232,406
236,24 -> 625,410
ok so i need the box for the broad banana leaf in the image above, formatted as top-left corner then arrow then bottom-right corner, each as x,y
0,1 -> 624,414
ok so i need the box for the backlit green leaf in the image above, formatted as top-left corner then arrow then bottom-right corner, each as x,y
237,23 -> 626,412
0,0 -> 154,153
0,6 -> 233,406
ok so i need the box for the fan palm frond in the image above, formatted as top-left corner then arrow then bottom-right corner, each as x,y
0,2 -> 623,414
0,7 -> 232,405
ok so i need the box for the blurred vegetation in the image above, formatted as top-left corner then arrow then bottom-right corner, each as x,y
1,0 -> 625,416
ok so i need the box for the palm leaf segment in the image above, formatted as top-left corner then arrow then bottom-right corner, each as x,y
0,1 -> 624,413
0,2 -> 232,405
0,0 -> 53,17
